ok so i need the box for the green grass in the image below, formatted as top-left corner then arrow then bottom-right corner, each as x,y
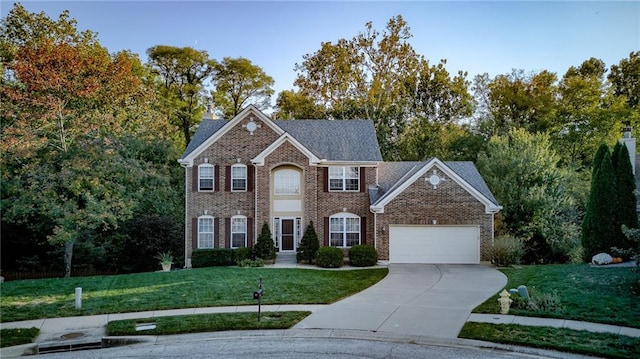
0,328 -> 39,348
107,311 -> 311,336
0,267 -> 387,323
473,264 -> 640,328
460,322 -> 640,359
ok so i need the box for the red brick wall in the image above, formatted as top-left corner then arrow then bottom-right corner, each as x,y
375,168 -> 494,261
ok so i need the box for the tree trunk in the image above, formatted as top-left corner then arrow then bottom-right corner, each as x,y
64,240 -> 74,278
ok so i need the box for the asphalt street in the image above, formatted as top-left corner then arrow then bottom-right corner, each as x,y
36,333 -> 583,359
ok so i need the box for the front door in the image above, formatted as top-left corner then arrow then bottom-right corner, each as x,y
281,219 -> 295,251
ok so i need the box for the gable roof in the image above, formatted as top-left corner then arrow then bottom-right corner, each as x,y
275,120 -> 382,162
179,107 -> 383,164
370,158 -> 501,214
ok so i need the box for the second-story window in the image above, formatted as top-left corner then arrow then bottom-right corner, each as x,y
329,166 -> 359,191
198,164 -> 214,191
231,164 -> 247,192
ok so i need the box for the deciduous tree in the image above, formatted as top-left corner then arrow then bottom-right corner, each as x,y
211,57 -> 274,118
146,45 -> 216,145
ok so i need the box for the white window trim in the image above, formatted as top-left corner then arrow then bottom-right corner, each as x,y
328,166 -> 359,192
231,164 -> 248,192
198,215 -> 215,249
329,213 -> 361,248
198,164 -> 215,192
231,215 -> 247,248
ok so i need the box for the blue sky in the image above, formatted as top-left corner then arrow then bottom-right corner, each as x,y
2,1 -> 639,97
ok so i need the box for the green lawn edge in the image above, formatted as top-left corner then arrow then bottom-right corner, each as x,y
472,264 -> 640,328
460,322 -> 640,359
0,328 -> 40,348
107,311 -> 311,336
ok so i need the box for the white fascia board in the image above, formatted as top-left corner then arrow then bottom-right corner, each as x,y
372,158 -> 501,214
178,158 -> 192,167
252,133 -> 321,166
182,105 -> 284,164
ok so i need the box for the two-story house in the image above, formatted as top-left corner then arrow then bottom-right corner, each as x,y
178,106 -> 501,267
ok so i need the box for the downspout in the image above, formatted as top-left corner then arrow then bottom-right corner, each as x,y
181,163 -> 189,268
254,164 -> 258,246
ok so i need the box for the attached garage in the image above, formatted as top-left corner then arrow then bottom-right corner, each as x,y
389,225 -> 480,264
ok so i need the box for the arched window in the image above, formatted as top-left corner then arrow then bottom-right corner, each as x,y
274,168 -> 300,195
198,215 -> 215,248
231,215 -> 247,248
329,213 -> 360,247
231,164 -> 247,192
198,164 -> 215,191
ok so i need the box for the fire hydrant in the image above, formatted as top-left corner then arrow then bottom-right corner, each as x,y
497,289 -> 513,314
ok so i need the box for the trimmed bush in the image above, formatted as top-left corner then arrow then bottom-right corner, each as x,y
315,247 -> 344,268
253,223 -> 276,260
235,247 -> 253,262
192,249 -> 235,267
237,258 -> 264,267
491,235 -> 525,267
297,221 -> 320,264
348,245 -> 378,267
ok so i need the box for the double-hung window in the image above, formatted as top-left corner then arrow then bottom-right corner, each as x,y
329,214 -> 361,247
198,216 -> 214,248
231,164 -> 247,192
329,166 -> 359,191
231,216 -> 247,248
198,164 -> 214,191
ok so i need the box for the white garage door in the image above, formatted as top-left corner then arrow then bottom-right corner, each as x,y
389,225 -> 480,264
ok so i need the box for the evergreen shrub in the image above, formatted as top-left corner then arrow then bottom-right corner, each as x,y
191,249 -> 235,267
315,247 -> 344,268
297,221 -> 319,263
348,245 -> 378,267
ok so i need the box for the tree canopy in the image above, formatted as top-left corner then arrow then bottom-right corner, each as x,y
211,57 -> 274,118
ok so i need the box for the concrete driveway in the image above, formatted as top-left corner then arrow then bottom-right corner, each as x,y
294,264 -> 507,338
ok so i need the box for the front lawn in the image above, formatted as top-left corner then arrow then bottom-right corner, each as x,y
473,264 -> 640,328
0,267 -> 387,322
460,322 -> 640,359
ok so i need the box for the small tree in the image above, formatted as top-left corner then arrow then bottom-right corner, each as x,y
582,146 -> 618,259
297,221 -> 320,264
614,143 -> 638,249
253,222 -> 276,260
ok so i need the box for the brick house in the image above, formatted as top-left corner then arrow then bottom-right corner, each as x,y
178,106 -> 501,267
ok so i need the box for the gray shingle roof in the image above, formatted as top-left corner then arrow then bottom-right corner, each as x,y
181,119 -> 227,159
181,118 -> 383,162
275,120 -> 382,162
371,160 -> 499,206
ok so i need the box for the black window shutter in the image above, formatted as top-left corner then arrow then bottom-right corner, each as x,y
247,218 -> 254,247
360,217 -> 367,245
324,217 -> 330,246
247,165 -> 254,192
192,167 -> 198,192
225,218 -> 231,248
225,166 -> 231,192
192,218 -> 198,249
214,165 -> 220,192
323,168 -> 329,192
214,217 -> 219,248
359,167 -> 366,192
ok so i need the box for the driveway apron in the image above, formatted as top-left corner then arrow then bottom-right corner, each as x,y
294,264 -> 507,338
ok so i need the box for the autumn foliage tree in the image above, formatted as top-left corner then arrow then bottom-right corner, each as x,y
1,4 -> 173,277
